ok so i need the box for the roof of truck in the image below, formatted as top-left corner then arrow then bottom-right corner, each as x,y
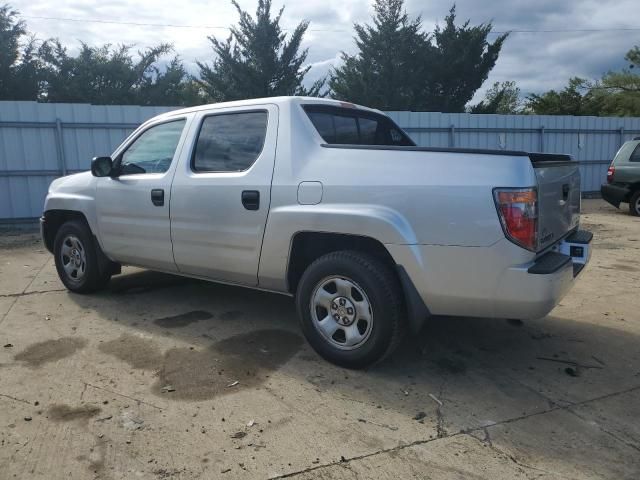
157,96 -> 384,119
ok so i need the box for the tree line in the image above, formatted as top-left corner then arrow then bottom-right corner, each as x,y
1,0 -> 638,115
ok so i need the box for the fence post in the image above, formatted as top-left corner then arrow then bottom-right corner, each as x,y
449,124 -> 455,147
539,125 -> 545,152
619,127 -> 625,147
54,118 -> 67,176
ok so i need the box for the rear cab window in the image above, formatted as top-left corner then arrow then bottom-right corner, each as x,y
303,105 -> 414,146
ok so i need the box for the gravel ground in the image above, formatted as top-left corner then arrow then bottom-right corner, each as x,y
0,199 -> 639,479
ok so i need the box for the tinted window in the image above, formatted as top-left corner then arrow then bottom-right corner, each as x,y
120,120 -> 185,175
193,111 -> 268,172
334,115 -> 359,144
307,112 -> 335,143
630,144 -> 640,162
613,141 -> 638,165
304,105 -> 414,146
358,117 -> 378,144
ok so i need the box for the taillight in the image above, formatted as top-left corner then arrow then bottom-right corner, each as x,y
494,188 -> 538,251
607,165 -> 615,183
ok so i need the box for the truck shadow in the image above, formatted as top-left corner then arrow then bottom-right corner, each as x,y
65,267 -> 640,474
73,268 -> 639,408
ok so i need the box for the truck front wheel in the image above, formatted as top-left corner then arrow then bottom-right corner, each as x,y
53,220 -> 112,293
295,251 -> 405,368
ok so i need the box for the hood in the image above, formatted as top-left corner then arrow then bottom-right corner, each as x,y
49,171 -> 95,194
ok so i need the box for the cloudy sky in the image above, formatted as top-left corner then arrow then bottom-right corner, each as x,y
13,0 -> 639,103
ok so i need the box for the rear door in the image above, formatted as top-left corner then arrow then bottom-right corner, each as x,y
170,105 -> 278,285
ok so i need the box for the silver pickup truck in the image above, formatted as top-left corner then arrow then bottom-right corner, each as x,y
41,97 -> 592,368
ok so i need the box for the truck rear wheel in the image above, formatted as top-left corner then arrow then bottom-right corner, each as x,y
295,251 -> 405,368
629,190 -> 640,216
53,220 -> 111,293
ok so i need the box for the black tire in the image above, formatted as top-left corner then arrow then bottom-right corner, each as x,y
53,220 -> 111,293
295,250 -> 405,369
629,190 -> 640,216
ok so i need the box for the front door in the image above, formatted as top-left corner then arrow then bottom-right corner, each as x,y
170,105 -> 278,285
96,117 -> 190,271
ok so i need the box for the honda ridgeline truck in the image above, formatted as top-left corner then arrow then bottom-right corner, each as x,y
41,97 -> 592,368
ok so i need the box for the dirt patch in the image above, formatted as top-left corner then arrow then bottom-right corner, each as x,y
14,337 -> 87,367
219,310 -> 244,321
97,329 -> 303,401
98,334 -> 162,370
611,263 -> 639,272
434,356 -> 467,375
153,310 -> 213,328
152,329 -> 303,401
76,435 -> 108,478
0,232 -> 41,250
47,404 -> 102,422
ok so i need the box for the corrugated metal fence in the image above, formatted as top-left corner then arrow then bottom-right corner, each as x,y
0,102 -> 174,222
2,100 -> 640,222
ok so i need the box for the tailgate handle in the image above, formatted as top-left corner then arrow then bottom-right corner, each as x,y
562,184 -> 570,201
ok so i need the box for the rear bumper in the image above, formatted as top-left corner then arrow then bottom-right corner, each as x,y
601,183 -> 630,208
497,230 -> 592,319
387,229 -> 592,322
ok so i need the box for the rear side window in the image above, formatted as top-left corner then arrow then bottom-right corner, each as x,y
192,111 -> 268,172
304,105 -> 414,146
612,141 -> 639,164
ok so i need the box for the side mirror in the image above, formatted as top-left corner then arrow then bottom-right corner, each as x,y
91,156 -> 114,177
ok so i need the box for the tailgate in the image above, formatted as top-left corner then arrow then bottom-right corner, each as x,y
531,154 -> 581,251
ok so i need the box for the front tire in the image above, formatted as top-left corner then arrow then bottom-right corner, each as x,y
296,251 -> 405,369
629,190 -> 640,216
53,220 -> 111,293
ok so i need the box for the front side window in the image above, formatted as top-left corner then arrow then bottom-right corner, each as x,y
120,120 -> 186,175
304,105 -> 414,146
192,111 -> 268,172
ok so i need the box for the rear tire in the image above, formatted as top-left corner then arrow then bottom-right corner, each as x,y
53,220 -> 111,293
629,190 -> 640,216
295,250 -> 405,369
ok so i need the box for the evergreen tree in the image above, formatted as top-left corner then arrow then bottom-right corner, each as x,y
139,57 -> 204,106
525,77 -> 598,116
38,41 -> 190,105
470,81 -> 521,114
0,4 -> 40,100
329,0 -> 428,110
197,0 -> 324,101
588,46 -> 640,116
426,6 -> 508,112
330,1 -> 508,112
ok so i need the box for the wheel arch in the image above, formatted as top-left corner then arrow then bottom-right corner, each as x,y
45,209 -> 119,279
285,231 -> 429,332
42,209 -> 93,253
286,231 -> 396,294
